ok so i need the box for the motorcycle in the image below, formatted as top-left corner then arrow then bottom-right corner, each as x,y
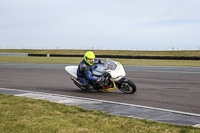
65,58 -> 136,94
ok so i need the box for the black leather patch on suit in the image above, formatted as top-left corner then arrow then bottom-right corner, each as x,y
82,67 -> 88,72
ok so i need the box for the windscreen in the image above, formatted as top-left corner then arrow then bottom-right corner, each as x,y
105,59 -> 117,70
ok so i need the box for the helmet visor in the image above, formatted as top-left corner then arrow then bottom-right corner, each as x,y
86,57 -> 94,65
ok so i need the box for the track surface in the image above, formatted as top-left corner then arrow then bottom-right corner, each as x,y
0,62 -> 200,114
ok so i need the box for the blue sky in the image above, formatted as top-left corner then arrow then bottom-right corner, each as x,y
0,0 -> 200,50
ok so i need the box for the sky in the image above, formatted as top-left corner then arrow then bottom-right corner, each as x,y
0,0 -> 200,50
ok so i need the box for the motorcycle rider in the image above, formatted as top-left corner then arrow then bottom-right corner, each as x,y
77,51 -> 105,91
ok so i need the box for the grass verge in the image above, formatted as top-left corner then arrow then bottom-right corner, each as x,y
0,93 -> 199,133
0,56 -> 200,66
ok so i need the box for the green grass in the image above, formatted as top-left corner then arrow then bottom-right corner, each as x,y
0,56 -> 200,66
1,49 -> 200,57
0,93 -> 199,133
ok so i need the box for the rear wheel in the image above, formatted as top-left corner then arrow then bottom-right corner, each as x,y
74,81 -> 86,90
117,80 -> 136,94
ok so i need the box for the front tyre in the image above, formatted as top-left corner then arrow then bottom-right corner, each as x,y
117,80 -> 137,94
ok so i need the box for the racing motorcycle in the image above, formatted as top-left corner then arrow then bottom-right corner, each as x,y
65,58 -> 136,94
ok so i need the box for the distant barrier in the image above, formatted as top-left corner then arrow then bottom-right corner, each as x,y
28,54 -> 200,60
28,54 -> 47,57
1,52 -> 199,60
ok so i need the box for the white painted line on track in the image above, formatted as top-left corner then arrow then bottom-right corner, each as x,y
1,87 -> 200,117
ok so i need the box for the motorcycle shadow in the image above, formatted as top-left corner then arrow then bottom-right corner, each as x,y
35,87 -> 125,95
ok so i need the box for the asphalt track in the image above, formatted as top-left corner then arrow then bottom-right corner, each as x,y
0,62 -> 200,115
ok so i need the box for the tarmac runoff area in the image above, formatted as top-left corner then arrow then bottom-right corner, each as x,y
0,88 -> 200,128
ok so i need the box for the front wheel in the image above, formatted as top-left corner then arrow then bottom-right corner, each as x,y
117,80 -> 137,94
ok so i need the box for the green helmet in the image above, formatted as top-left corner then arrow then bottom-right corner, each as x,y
84,51 -> 95,65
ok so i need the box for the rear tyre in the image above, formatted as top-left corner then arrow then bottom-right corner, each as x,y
74,81 -> 86,90
117,80 -> 137,94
